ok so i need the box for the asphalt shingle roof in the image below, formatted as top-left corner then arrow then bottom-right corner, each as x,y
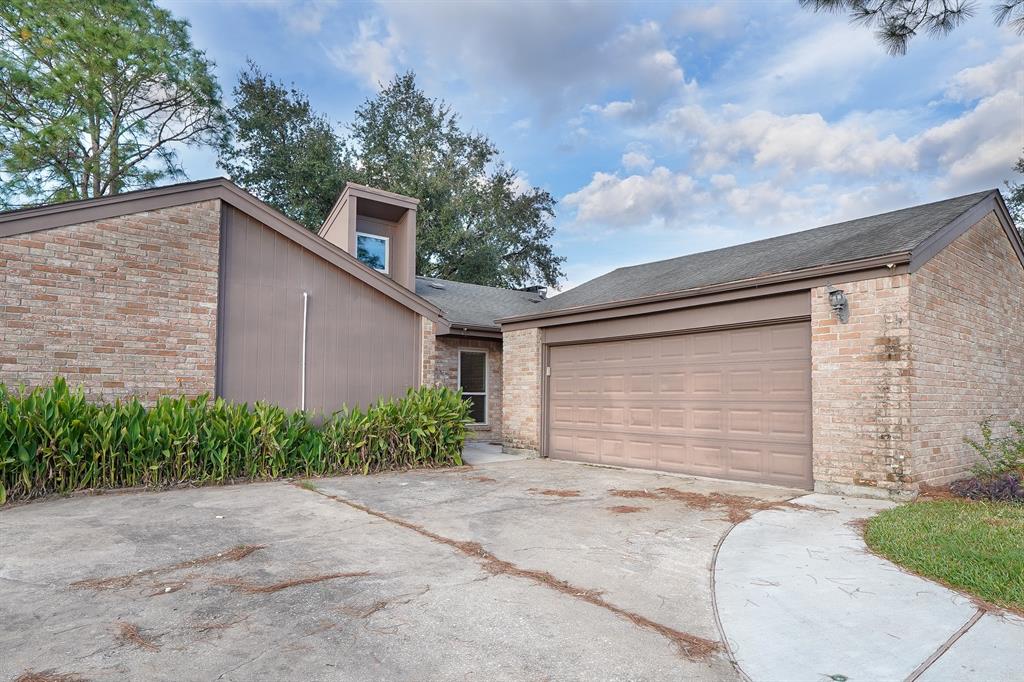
415,276 -> 544,329
529,190 -> 996,316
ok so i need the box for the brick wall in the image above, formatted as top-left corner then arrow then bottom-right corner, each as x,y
433,336 -> 503,442
909,213 -> 1024,484
420,318 -> 437,387
0,200 -> 221,402
501,327 -> 542,453
811,274 -> 913,498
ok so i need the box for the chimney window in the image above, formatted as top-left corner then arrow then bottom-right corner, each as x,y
356,232 -> 389,274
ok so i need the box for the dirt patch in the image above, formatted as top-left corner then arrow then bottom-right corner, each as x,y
528,488 -> 581,498
72,544 -> 265,591
14,672 -> 88,682
846,517 -> 870,534
215,572 -> 370,594
608,488 -> 660,499
467,476 -> 497,483
299,483 -> 720,661
116,622 -> 160,651
608,505 -> 648,514
611,487 -> 809,524
917,483 -> 957,500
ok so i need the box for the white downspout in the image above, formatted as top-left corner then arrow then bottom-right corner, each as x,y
301,291 -> 309,411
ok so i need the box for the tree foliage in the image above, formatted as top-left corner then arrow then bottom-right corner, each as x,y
217,62 -> 354,230
1005,153 -> 1024,236
800,0 -> 1024,55
349,73 -> 564,288
0,0 -> 224,208
220,71 -> 564,288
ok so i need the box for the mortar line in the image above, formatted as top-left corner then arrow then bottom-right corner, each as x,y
294,481 -> 721,662
903,608 -> 984,682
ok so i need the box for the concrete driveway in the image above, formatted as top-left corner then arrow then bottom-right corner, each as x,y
0,459 -> 798,681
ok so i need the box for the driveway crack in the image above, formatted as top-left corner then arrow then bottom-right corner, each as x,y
903,608 -> 985,682
294,482 -> 721,661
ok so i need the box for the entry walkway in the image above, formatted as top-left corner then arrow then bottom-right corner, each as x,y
714,493 -> 1023,682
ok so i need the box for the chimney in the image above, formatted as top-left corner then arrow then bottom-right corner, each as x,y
318,183 -> 419,291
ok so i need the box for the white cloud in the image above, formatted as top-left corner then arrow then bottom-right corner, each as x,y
916,89 -> 1024,191
590,100 -> 637,118
237,0 -> 336,34
656,105 -> 918,176
621,151 -> 654,172
946,43 -> 1024,102
324,17 -> 401,90
673,4 -> 735,38
510,173 -> 532,197
378,4 -> 693,117
732,21 -> 885,111
282,0 -> 335,34
562,167 -> 698,228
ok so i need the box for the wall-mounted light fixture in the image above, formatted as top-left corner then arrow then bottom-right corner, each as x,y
827,285 -> 849,323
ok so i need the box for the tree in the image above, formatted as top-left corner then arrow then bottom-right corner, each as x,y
0,0 -> 224,208
800,0 -> 1024,55
217,63 -> 355,230
349,73 -> 564,288
1005,154 -> 1024,236
219,70 -> 565,288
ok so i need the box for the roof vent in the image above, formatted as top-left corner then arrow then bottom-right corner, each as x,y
428,282 -> 446,290
518,284 -> 547,299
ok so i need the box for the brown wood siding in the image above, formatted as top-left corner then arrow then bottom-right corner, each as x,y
218,205 -> 420,412
547,321 -> 812,488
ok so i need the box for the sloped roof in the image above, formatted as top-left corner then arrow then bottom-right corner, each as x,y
0,177 -> 444,322
415,276 -> 543,330
519,189 -> 1005,318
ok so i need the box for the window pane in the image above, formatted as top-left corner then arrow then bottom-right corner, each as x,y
459,352 -> 486,393
357,234 -> 387,272
466,394 -> 487,423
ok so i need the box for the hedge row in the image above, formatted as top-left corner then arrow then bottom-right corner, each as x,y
0,377 -> 469,504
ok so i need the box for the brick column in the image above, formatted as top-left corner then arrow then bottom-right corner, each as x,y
502,327 -> 542,455
811,274 -> 913,499
420,317 -> 437,387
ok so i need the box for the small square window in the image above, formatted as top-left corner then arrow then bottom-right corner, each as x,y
356,232 -> 389,273
459,350 -> 487,424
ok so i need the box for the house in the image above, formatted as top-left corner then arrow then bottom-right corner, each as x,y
2,179 -> 1022,500
0,179 -> 446,412
496,189 -> 1024,499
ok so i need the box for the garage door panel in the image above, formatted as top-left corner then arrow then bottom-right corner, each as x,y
691,371 -> 724,394
768,446 -> 813,485
770,324 -> 811,353
692,332 -> 725,358
692,408 -> 724,433
547,321 -> 812,489
730,446 -> 762,476
768,410 -> 811,439
729,410 -> 763,436
659,408 -> 687,430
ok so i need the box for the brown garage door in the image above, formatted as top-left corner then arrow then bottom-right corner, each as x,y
547,321 -> 812,488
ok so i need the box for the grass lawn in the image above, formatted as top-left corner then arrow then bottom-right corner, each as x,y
865,499 -> 1024,612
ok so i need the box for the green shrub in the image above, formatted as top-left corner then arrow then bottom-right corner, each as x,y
964,419 -> 1024,479
0,377 -> 469,504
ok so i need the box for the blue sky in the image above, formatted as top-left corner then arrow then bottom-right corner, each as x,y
163,0 -> 1023,290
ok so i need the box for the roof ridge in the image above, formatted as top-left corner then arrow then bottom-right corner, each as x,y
416,275 -> 539,296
